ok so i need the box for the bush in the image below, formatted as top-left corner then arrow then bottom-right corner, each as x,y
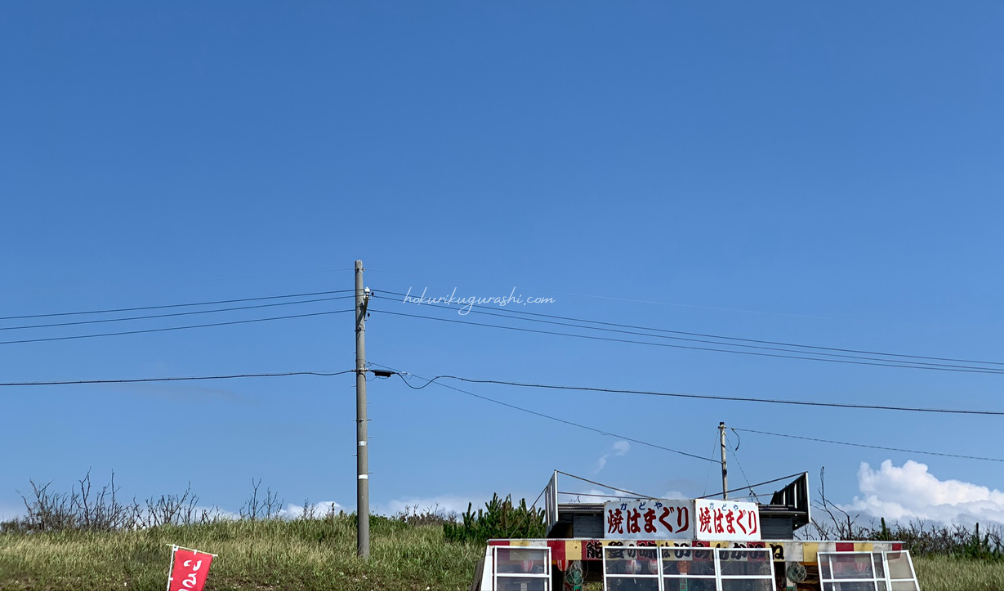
443,493 -> 545,544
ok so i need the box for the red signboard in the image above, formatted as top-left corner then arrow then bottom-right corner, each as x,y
168,547 -> 214,591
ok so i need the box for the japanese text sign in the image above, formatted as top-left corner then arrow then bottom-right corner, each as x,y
604,499 -> 693,539
694,499 -> 761,541
168,546 -> 214,591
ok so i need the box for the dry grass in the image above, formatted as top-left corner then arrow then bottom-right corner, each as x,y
0,516 -> 482,591
912,555 -> 1004,591
2,519 -> 1002,591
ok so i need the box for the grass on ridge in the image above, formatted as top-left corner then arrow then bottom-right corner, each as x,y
0,516 -> 483,591
3,517 -> 1003,591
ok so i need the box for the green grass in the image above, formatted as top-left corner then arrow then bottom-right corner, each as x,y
913,555 -> 1004,591
0,516 -> 483,591
2,518 -> 1002,591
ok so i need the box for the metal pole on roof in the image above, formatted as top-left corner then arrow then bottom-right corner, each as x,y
719,421 -> 728,501
355,260 -> 370,558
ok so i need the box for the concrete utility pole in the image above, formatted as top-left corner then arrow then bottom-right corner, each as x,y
354,260 -> 370,558
719,421 -> 728,501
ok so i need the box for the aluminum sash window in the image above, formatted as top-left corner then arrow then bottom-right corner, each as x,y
493,546 -> 551,591
818,551 -> 919,591
603,546 -> 774,591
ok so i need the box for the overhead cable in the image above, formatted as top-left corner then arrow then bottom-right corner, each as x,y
370,308 -> 1004,376
377,288 -> 1004,369
389,373 -> 1004,417
0,309 -> 354,346
0,295 -> 354,332
733,427 -> 1004,463
0,289 -> 354,322
0,370 -> 355,387
372,362 -> 716,463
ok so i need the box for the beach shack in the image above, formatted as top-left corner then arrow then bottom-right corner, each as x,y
472,472 -> 920,591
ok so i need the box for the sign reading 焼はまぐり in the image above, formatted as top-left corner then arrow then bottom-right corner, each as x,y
694,499 -> 761,541
604,499 -> 693,540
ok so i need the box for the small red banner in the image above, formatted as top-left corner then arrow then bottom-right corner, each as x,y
168,547 -> 214,591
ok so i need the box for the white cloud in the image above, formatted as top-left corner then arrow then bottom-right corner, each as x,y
373,494 -> 486,518
842,460 -> 1004,525
559,488 -> 622,503
280,501 -> 343,519
595,440 -> 631,474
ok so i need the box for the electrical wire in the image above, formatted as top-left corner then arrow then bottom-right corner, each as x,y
726,433 -> 760,503
696,473 -> 805,500
378,288 -> 1004,370
0,289 -> 354,322
733,427 -> 1004,463
369,307 -> 1004,376
368,269 -> 836,320
557,491 -> 647,500
701,434 -> 720,498
0,309 -> 354,346
0,295 -> 354,332
0,370 -> 356,387
371,362 -> 716,463
555,471 -> 657,498
389,373 -> 1004,417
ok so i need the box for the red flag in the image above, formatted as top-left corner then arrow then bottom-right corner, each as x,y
168,547 -> 214,591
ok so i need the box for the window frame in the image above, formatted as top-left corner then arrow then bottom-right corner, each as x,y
493,545 -> 551,591
600,545 -> 776,591
818,550 -> 920,591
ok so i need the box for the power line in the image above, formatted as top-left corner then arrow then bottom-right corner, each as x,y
367,269 -> 836,320
379,288 -> 1004,370
383,297 -> 1002,373
726,433 -> 760,502
733,427 -> 1004,463
558,491 -> 646,500
371,362 -> 716,463
370,308 -> 1004,376
0,289 -> 354,322
0,370 -> 356,387
696,473 -> 805,500
555,471 -> 657,498
395,373 -> 1004,417
0,295 -> 354,332
0,309 -> 354,346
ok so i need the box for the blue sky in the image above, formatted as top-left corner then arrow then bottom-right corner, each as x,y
1,2 -> 1003,525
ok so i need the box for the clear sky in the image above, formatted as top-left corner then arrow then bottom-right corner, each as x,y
1,2 -> 1003,525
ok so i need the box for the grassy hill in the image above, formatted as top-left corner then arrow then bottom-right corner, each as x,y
0,516 -> 1000,591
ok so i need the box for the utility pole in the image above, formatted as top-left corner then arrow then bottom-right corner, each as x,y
354,260 -> 370,558
719,421 -> 728,501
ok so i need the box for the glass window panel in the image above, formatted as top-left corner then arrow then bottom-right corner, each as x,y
876,582 -> 888,591
662,577 -> 719,591
890,582 -> 919,591
718,557 -> 773,577
494,576 -> 548,591
829,583 -> 877,591
820,557 -> 832,580
872,554 -> 885,578
604,577 -> 660,591
604,547 -> 659,576
496,548 -> 549,575
884,552 -> 914,580
827,553 -> 876,579
721,580 -> 774,591
667,559 -> 716,577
